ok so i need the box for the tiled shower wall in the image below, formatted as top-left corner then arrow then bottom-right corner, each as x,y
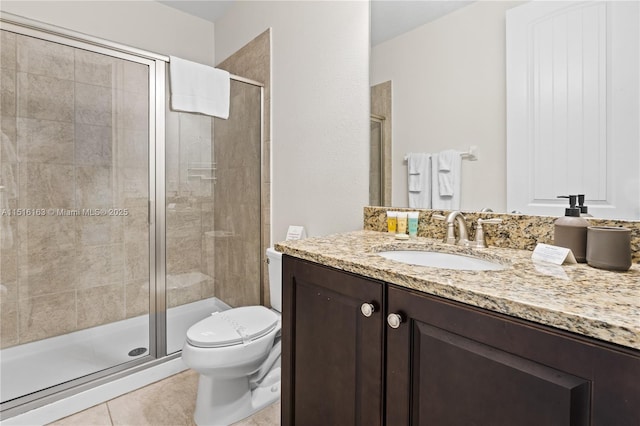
164,107 -> 216,308
0,31 -> 150,349
218,29 -> 272,307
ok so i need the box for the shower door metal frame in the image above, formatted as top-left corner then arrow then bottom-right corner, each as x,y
0,12 -> 167,418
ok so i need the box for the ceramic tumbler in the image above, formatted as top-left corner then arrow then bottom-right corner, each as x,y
586,226 -> 632,271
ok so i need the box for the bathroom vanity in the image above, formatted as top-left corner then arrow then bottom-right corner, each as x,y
277,230 -> 640,426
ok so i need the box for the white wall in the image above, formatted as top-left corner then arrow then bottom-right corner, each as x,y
371,1 -> 521,212
215,1 -> 370,242
0,1 -> 215,64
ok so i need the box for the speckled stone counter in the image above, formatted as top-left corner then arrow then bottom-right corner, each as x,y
276,230 -> 640,351
363,206 -> 640,263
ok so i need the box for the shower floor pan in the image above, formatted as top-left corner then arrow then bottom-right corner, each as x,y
0,297 -> 230,403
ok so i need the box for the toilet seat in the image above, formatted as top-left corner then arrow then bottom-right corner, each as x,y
187,306 -> 280,348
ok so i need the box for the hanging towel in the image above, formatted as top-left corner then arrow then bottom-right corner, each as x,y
438,151 -> 453,172
407,153 -> 432,208
437,149 -> 460,196
169,56 -> 230,119
431,151 -> 462,210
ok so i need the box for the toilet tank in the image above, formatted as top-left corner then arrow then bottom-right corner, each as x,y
266,248 -> 282,312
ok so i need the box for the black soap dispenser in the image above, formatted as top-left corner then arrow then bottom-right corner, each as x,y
577,194 -> 593,217
554,195 -> 589,262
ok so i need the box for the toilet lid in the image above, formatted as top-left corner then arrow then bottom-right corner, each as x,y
186,306 -> 280,348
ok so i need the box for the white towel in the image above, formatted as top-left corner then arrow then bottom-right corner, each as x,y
407,153 -> 425,191
437,149 -> 459,196
438,151 -> 453,171
407,153 -> 431,208
431,151 -> 462,209
169,56 -> 230,119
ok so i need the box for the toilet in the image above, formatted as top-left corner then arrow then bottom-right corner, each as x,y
182,248 -> 283,425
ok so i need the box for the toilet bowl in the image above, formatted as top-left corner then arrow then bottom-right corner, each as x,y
182,248 -> 283,426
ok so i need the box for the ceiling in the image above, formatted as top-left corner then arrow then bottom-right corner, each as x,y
158,0 -> 473,46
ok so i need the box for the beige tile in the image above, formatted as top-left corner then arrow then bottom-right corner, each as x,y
167,207 -> 202,239
119,89 -> 148,132
17,117 -> 74,164
76,166 -> 113,209
166,272 -> 209,308
1,30 -> 17,70
1,237 -> 18,285
17,72 -> 74,122
18,248 -> 76,299
166,236 -> 202,275
125,240 -> 149,282
75,82 -> 112,126
122,60 -> 149,95
123,206 -> 148,243
1,116 -> 18,163
125,279 -> 149,318
18,291 -> 76,343
117,167 -> 148,207
0,291 -> 18,348
108,370 -> 198,426
49,403 -> 112,426
17,34 -> 74,80
77,283 -> 124,329
18,215 -> 76,254
75,123 -> 112,166
76,215 -> 124,246
1,67 -> 16,117
232,402 -> 281,426
19,162 -> 75,209
116,126 -> 148,169
75,49 -> 116,88
74,244 -> 124,289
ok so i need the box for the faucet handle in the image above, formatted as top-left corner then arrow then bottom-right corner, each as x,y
478,218 -> 502,225
474,218 -> 503,248
432,214 -> 446,221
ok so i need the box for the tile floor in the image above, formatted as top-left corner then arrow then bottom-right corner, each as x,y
48,370 -> 280,426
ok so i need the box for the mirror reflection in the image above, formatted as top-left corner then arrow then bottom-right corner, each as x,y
370,1 -> 639,220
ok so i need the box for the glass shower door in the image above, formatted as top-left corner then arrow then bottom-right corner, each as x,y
164,77 -> 263,354
0,29 -> 154,406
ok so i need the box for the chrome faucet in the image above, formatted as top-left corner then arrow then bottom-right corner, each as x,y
433,211 -> 470,246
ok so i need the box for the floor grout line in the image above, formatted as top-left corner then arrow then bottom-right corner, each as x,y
105,401 -> 115,426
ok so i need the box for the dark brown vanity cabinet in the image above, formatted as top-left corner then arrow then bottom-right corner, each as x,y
282,255 -> 640,426
282,256 -> 384,426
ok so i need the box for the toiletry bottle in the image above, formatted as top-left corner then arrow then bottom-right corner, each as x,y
397,212 -> 408,235
386,211 -> 398,233
554,195 -> 589,262
407,212 -> 419,238
577,194 -> 593,217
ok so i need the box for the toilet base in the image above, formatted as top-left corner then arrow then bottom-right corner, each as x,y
193,367 -> 281,426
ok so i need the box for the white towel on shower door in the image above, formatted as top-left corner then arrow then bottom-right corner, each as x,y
407,153 -> 432,208
169,56 -> 230,119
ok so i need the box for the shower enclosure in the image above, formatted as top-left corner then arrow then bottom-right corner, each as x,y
0,14 -> 264,418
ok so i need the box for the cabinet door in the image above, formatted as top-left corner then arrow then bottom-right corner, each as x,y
282,256 -> 384,426
386,285 -> 640,426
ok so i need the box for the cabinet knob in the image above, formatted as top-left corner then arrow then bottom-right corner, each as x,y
387,313 -> 404,329
360,302 -> 376,317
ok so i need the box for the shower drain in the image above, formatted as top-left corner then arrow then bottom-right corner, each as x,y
128,347 -> 147,357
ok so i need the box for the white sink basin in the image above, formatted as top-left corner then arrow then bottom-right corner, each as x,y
377,250 -> 505,271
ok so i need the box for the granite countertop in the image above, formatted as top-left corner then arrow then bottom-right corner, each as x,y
275,230 -> 640,351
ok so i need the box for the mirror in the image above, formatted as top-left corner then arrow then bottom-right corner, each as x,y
370,1 -> 640,220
